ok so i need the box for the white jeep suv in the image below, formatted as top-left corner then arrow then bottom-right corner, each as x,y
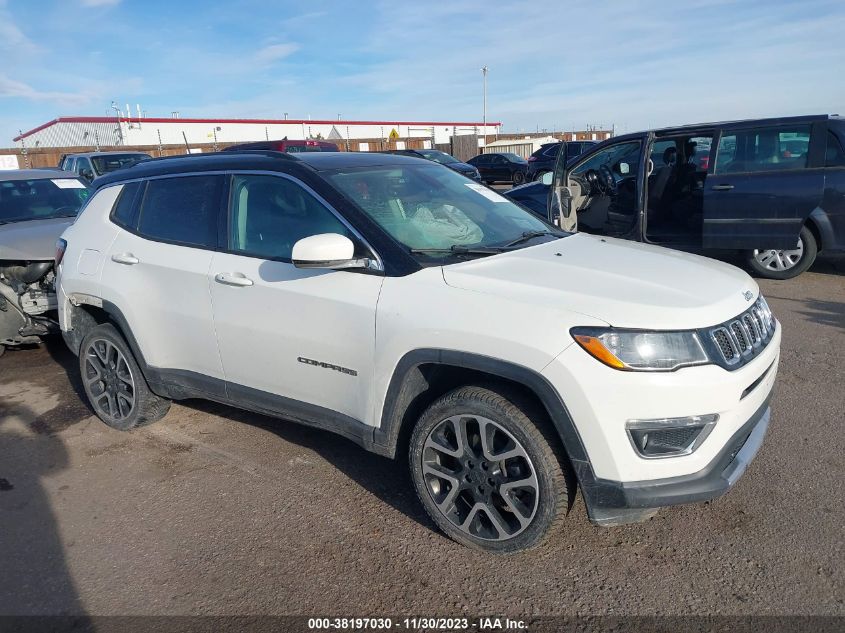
56,151 -> 780,552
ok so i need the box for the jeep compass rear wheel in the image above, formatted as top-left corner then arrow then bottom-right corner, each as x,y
409,386 -> 569,553
79,323 -> 171,431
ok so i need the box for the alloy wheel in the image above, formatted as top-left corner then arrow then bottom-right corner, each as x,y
421,414 -> 539,541
83,338 -> 136,420
753,237 -> 804,271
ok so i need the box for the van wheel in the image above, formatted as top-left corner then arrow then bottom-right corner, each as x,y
747,226 -> 817,280
79,323 -> 171,431
409,385 -> 569,553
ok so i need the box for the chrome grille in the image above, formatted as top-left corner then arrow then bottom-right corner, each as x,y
709,297 -> 775,367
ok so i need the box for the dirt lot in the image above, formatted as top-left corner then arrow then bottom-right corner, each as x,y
0,260 -> 843,619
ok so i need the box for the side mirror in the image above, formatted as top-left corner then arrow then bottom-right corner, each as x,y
540,171 -> 553,185
617,162 -> 630,175
291,233 -> 369,270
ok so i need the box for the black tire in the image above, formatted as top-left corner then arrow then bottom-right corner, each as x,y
512,171 -> 525,185
409,385 -> 570,553
746,225 -> 818,280
78,323 -> 170,431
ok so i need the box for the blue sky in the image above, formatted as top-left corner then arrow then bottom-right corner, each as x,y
2,0 -> 844,145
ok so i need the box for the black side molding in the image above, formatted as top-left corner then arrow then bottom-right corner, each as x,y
376,349 -> 593,469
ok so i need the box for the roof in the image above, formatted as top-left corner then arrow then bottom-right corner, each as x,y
90,150 -> 431,188
14,116 -> 503,142
63,151 -> 152,158
0,169 -> 79,181
650,114 -> 836,135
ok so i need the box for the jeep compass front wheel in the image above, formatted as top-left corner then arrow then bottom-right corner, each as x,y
409,386 -> 570,553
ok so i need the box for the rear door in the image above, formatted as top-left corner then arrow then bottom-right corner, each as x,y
99,174 -> 226,389
703,121 -> 825,249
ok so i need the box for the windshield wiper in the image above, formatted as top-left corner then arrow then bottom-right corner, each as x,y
409,244 -> 505,256
504,230 -> 561,248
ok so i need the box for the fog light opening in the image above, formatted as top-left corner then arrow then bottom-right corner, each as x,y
626,414 -> 718,459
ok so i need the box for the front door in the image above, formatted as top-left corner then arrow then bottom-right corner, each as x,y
550,136 -> 646,235
704,123 -> 825,249
209,173 -> 384,426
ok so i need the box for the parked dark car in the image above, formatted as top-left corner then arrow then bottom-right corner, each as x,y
466,152 -> 528,185
59,151 -> 151,183
539,114 -> 845,279
503,179 -> 549,218
383,149 -> 480,180
0,169 -> 91,355
223,139 -> 338,153
526,141 -> 597,182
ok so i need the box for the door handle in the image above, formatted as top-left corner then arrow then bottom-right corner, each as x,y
711,184 -> 735,191
214,272 -> 254,287
111,253 -> 139,265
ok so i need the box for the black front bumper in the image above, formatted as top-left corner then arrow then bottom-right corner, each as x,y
581,394 -> 772,526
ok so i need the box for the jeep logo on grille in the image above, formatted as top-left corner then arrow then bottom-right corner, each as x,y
743,291 -> 754,301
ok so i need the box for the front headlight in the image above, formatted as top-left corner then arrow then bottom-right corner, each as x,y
571,327 -> 710,371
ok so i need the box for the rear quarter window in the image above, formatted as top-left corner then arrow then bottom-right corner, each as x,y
110,182 -> 142,229
825,130 -> 845,167
136,175 -> 222,249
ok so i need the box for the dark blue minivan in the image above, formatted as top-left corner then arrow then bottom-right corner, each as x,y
543,114 -> 845,279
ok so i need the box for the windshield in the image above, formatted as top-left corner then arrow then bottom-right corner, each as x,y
91,154 -> 149,175
0,178 -> 91,223
418,150 -> 459,165
326,164 -> 562,260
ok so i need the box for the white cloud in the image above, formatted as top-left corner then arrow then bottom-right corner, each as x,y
0,75 -> 91,105
254,43 -> 299,64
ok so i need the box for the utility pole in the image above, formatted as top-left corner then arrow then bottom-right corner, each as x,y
481,66 -> 488,139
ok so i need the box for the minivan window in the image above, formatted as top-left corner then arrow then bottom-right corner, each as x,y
715,126 -> 811,174
826,130 -> 845,167
137,175 -> 221,248
110,181 -> 141,229
229,174 -> 352,260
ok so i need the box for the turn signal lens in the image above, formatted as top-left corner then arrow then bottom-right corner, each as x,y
573,334 -> 627,370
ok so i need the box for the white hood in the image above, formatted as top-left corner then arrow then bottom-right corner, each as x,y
441,233 -> 758,330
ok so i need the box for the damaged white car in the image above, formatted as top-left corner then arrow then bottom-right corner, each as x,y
0,169 -> 90,356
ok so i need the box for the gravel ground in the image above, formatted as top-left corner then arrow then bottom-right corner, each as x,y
0,259 -> 843,619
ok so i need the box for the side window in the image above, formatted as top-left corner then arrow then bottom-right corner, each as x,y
64,157 -> 76,173
110,182 -> 142,229
229,174 -> 352,261
715,126 -> 811,174
544,144 -> 561,158
76,158 -> 91,175
137,175 -> 222,248
825,130 -> 845,167
648,139 -> 677,178
492,155 -> 506,164
571,141 -> 641,180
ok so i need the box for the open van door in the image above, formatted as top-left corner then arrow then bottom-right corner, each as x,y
703,123 -> 825,250
548,136 -> 646,236
548,143 -> 578,231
